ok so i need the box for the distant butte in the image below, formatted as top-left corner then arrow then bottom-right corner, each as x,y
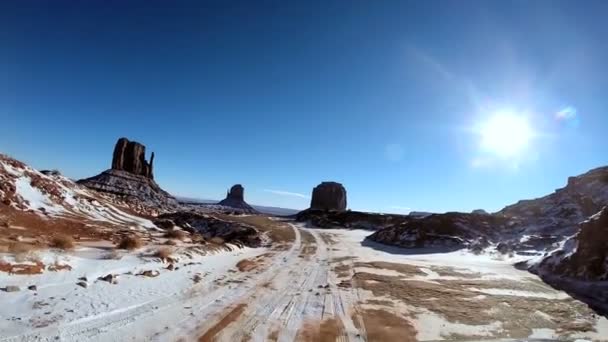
217,184 -> 257,213
310,181 -> 347,211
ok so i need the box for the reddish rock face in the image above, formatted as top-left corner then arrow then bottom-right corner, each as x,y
111,138 -> 154,179
310,182 -> 347,211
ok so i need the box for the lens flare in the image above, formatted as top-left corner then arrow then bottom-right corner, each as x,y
556,106 -> 577,121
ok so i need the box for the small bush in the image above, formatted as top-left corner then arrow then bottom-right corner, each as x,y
209,237 -> 225,245
164,230 -> 187,241
8,242 -> 34,255
9,241 -> 40,262
154,247 -> 172,260
164,239 -> 177,246
50,235 -> 75,250
116,236 -> 143,250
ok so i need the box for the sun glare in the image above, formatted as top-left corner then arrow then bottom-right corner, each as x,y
478,112 -> 533,158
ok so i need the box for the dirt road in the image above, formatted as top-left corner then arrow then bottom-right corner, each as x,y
196,224 -> 364,342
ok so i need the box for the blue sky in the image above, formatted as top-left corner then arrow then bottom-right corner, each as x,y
1,1 -> 607,212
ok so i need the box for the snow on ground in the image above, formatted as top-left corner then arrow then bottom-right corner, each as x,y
14,176 -> 66,215
0,244 -> 266,342
415,312 -> 503,341
465,287 -> 571,299
1,156 -> 157,230
2,223 -> 608,341
318,227 -> 608,341
324,228 -> 534,279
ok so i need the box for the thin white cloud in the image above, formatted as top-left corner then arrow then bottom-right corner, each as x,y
263,189 -> 310,199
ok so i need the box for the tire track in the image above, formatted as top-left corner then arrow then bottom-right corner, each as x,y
214,224 -> 364,342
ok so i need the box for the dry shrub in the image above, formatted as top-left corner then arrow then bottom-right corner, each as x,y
191,234 -> 206,244
236,259 -> 257,272
154,247 -> 172,260
8,242 -> 35,255
116,236 -> 143,250
50,235 -> 75,250
164,230 -> 187,241
12,246 -> 40,263
164,239 -> 177,246
209,237 -> 225,245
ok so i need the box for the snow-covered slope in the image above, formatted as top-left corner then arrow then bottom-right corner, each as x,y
0,154 -> 156,230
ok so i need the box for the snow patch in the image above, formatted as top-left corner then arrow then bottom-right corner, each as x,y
14,176 -> 65,214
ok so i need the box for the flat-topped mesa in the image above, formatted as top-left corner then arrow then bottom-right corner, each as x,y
111,138 -> 154,179
310,181 -> 347,211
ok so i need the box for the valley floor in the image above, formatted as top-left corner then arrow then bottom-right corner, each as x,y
1,220 -> 607,341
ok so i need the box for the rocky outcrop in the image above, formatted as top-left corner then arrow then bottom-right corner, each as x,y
472,209 -> 489,215
217,184 -> 256,213
154,212 -> 261,247
535,208 -> 608,280
78,138 -> 177,213
368,212 -> 511,250
499,166 -> 608,237
296,209 -> 401,230
111,138 -> 154,179
528,207 -> 608,315
310,182 -> 347,211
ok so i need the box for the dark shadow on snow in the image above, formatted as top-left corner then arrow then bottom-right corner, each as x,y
361,237 -> 465,255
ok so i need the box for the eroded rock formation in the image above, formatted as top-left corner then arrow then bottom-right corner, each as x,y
217,184 -> 256,213
225,184 -> 244,202
111,138 -> 154,179
310,182 -> 347,211
78,138 -> 177,213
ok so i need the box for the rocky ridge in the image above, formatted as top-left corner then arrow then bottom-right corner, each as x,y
296,167 -> 608,256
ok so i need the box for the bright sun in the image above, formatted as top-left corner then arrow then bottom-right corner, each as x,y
478,112 -> 533,158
